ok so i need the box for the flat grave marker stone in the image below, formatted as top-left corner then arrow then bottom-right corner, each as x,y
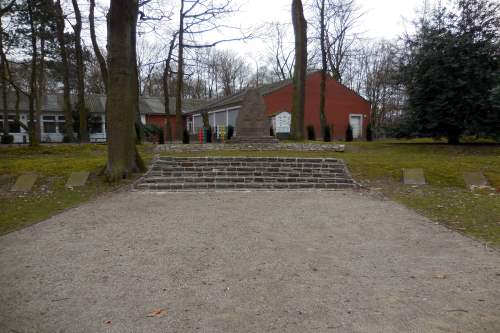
463,172 -> 489,190
66,171 -> 90,188
11,173 -> 38,192
403,168 -> 426,185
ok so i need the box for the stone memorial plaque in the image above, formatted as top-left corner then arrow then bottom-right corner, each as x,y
403,168 -> 426,185
66,171 -> 90,188
11,173 -> 38,192
463,172 -> 489,190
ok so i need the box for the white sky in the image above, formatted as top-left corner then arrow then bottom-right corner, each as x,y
91,0 -> 426,62
199,0 -> 425,59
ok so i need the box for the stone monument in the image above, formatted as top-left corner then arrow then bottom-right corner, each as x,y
230,88 -> 279,144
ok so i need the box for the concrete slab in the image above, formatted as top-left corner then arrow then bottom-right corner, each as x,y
403,168 -> 426,185
10,173 -> 37,192
463,172 -> 490,190
65,171 -> 90,188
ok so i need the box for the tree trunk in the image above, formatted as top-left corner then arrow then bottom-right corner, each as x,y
27,3 -> 38,147
55,0 -> 75,142
54,0 -> 75,142
175,0 -> 185,141
35,33 -> 45,143
105,0 -> 145,181
130,12 -> 143,145
291,0 -> 307,140
0,18 -> 9,136
163,34 -> 176,143
319,0 -> 327,139
71,0 -> 88,143
89,0 -> 108,94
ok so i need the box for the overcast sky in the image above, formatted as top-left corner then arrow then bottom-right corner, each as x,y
193,0 -> 425,60
90,0 -> 427,62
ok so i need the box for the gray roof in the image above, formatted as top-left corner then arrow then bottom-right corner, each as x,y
190,79 -> 292,114
0,93 -> 206,116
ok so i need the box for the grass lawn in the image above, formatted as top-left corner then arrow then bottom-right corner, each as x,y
1,140 -> 499,248
160,139 -> 500,248
0,144 -> 154,235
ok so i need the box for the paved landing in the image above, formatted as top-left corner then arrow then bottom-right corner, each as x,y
0,190 -> 499,332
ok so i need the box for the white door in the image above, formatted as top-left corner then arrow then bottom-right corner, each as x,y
349,115 -> 362,139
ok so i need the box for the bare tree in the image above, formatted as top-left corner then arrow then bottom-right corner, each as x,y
291,0 -> 307,140
89,0 -> 108,93
105,0 -> 145,181
70,0 -> 87,142
0,0 -> 14,138
323,0 -> 362,83
265,22 -> 295,81
53,0 -> 74,142
175,0 -> 247,140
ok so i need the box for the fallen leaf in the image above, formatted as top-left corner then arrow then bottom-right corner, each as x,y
433,274 -> 447,279
146,308 -> 166,318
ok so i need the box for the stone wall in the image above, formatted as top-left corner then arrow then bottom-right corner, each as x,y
154,143 -> 346,153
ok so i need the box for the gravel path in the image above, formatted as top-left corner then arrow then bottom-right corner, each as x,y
1,190 -> 499,333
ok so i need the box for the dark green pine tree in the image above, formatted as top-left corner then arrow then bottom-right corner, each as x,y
401,0 -> 500,144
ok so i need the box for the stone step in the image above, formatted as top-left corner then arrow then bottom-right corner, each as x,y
141,176 -> 354,184
135,157 -> 356,192
135,182 -> 357,191
147,171 -> 347,178
157,157 -> 342,163
152,165 -> 346,173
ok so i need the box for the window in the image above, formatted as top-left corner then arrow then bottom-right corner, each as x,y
8,116 -> 20,133
43,122 -> 57,133
43,115 -> 57,134
57,116 -> 65,134
89,116 -> 103,134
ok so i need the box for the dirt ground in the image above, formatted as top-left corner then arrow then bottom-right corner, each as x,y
0,189 -> 499,333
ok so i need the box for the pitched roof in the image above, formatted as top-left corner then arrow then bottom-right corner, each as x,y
190,78 -> 293,114
189,70 -> 371,114
0,93 -> 205,115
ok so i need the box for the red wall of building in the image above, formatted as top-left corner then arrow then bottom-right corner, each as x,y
146,114 -> 181,139
263,72 -> 371,140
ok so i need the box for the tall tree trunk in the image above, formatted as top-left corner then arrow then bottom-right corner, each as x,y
89,0 -> 108,94
175,0 -> 185,141
54,0 -> 75,142
71,0 -> 88,142
35,33 -> 45,143
163,35 -> 177,143
291,0 -> 307,140
319,0 -> 327,139
130,11 -> 143,144
27,3 -> 38,147
105,0 -> 145,181
0,18 -> 9,136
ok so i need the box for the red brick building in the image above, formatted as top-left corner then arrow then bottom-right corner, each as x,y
188,71 -> 371,140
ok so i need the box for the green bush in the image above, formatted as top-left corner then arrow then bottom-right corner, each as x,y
227,125 -> 234,140
367,123 -> 373,141
307,125 -> 316,141
346,124 -> 353,142
1,134 -> 14,144
323,126 -> 331,142
182,128 -> 190,144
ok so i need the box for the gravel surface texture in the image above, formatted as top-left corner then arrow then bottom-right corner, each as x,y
1,190 -> 499,332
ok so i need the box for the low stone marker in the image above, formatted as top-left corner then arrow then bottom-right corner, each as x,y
66,171 -> 90,188
463,172 -> 489,190
403,168 -> 426,185
11,173 -> 38,192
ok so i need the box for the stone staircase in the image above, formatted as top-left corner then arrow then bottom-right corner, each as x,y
135,157 -> 358,191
